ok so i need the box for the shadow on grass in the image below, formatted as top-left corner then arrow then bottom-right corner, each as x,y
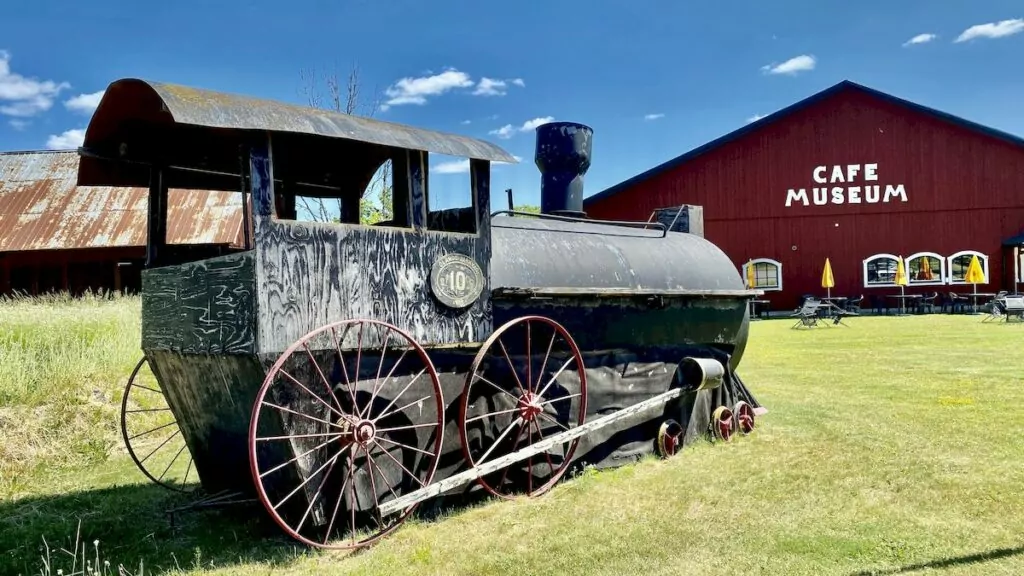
0,476 -> 501,575
850,544 -> 1024,575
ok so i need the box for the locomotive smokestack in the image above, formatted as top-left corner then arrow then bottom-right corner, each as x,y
535,122 -> 593,218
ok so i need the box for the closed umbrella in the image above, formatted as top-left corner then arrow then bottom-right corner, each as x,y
965,254 -> 985,313
821,258 -> 835,301
895,256 -> 908,315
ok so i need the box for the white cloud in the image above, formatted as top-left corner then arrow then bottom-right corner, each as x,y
432,154 -> 522,175
9,119 -> 29,130
520,117 -> 553,131
46,128 -> 85,150
955,19 -> 1024,43
460,119 -> 472,125
761,54 -> 816,75
903,33 -> 937,46
433,158 -> 471,174
0,50 -> 70,117
746,113 -> 767,123
380,68 -> 474,110
472,77 -> 527,97
644,113 -> 665,121
489,116 -> 554,139
65,90 -> 105,114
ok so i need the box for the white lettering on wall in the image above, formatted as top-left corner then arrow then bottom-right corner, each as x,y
785,163 -> 907,207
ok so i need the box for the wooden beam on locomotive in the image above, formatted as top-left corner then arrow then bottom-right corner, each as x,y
378,356 -> 725,516
492,286 -> 765,299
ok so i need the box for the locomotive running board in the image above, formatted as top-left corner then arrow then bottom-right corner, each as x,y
379,356 -> 724,516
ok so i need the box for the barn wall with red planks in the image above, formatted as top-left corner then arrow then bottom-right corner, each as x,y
583,81 -> 1024,310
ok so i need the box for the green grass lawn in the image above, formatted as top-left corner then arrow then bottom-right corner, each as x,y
2,297 -> 1023,575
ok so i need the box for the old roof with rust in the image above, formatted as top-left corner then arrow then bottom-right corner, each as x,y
0,150 -> 244,253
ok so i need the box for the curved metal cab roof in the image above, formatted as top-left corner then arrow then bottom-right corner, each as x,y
76,78 -> 517,190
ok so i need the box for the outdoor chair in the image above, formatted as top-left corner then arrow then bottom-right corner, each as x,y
845,295 -> 864,313
790,299 -> 824,329
945,292 -> 968,314
1002,296 -> 1024,323
917,292 -> 938,314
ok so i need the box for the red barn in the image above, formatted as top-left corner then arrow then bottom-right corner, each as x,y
583,80 -> 1024,314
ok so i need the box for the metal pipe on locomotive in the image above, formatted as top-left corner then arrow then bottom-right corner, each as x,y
86,78 -> 765,550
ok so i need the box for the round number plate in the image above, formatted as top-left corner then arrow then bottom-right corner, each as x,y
430,253 -> 484,309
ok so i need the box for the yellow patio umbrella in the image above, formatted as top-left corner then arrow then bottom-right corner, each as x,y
895,256 -> 908,314
821,258 -> 835,300
965,254 -> 985,313
746,259 -> 756,289
919,257 -> 934,281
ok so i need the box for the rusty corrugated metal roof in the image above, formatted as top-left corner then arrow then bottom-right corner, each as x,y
0,150 -> 243,253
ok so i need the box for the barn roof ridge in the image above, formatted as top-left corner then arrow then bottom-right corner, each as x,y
0,149 -> 75,157
583,79 -> 1024,208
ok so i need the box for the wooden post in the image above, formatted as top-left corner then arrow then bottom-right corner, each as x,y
471,158 -> 492,253
146,165 -> 168,268
408,150 -> 428,229
390,152 -> 411,227
249,135 -> 276,240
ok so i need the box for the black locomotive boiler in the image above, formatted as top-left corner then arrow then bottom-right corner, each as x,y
82,78 -> 765,551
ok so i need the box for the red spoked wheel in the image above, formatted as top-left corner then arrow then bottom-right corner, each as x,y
711,406 -> 734,442
459,315 -> 587,499
249,319 -> 444,550
656,419 -> 685,459
733,401 -> 756,435
120,356 -> 197,493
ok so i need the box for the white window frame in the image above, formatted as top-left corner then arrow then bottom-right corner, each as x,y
947,250 -> 989,285
904,251 -> 947,287
740,258 -> 783,292
862,253 -> 901,288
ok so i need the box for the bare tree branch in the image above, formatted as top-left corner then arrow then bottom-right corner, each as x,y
297,62 -> 393,224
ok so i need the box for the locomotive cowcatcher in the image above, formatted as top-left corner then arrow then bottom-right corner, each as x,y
79,78 -> 766,550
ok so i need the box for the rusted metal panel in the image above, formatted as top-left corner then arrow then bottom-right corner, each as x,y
85,78 -> 518,164
0,150 -> 243,252
585,84 -> 1024,308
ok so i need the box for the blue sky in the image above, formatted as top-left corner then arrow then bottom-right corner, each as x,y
1,0 -> 1023,211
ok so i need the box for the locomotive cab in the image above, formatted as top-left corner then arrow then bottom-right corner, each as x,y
77,78 -> 513,354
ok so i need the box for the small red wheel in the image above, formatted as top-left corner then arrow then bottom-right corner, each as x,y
656,419 -> 684,458
733,401 -> 756,435
120,356 -> 197,493
711,406 -> 734,442
249,319 -> 444,550
459,315 -> 587,499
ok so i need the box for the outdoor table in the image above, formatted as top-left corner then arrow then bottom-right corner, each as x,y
819,297 -> 847,318
886,294 -> 921,316
965,292 -> 997,315
749,299 -> 771,320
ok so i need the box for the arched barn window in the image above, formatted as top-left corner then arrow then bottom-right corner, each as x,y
947,251 -> 989,285
863,254 -> 900,287
741,258 -> 783,291
905,252 -> 946,286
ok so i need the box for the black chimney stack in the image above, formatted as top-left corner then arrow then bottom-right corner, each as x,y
534,121 -> 593,218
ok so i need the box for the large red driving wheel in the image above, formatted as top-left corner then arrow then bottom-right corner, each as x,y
119,355 -> 197,493
459,315 -> 587,499
249,319 -> 444,550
